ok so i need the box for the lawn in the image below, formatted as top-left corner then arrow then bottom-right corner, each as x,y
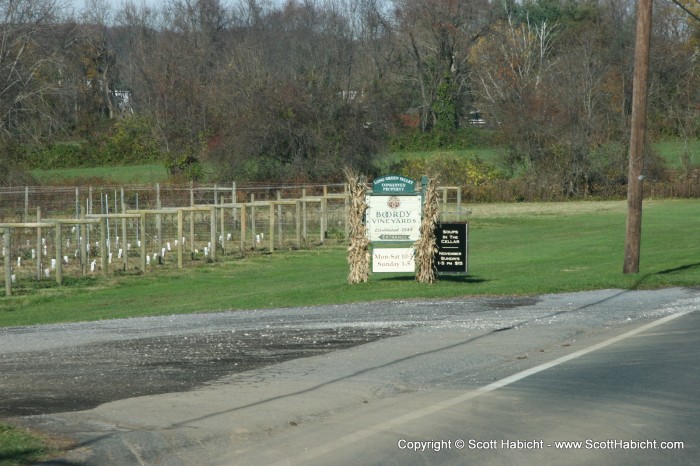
653,138 -> 700,168
2,199 -> 698,328
379,138 -> 699,171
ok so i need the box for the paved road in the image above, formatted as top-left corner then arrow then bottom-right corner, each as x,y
1,287 -> 698,465
263,310 -> 699,466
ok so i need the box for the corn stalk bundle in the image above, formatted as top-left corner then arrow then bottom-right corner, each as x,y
415,177 -> 439,284
345,168 -> 370,284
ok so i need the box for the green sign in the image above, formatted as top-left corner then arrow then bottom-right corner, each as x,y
372,175 -> 416,194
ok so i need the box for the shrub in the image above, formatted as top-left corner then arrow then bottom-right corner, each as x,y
101,116 -> 162,165
389,153 -> 503,195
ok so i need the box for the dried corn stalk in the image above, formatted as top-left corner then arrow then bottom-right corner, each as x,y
415,177 -> 439,284
345,168 -> 370,284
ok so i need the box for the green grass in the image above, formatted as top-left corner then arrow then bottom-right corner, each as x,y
2,199 -> 699,328
379,138 -> 699,172
653,138 -> 700,168
0,423 -> 63,466
30,164 -> 170,185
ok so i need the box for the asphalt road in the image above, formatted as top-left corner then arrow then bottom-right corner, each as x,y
1,287 -> 698,465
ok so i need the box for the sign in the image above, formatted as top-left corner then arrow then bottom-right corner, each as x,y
434,222 -> 468,274
372,247 -> 415,273
372,175 -> 416,194
366,194 -> 422,243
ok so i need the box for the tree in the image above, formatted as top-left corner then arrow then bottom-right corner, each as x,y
469,10 -> 559,174
208,0 -> 385,181
394,0 -> 493,135
113,0 -> 232,176
0,0 -> 71,141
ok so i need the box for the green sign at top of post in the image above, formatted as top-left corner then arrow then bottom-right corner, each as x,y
372,175 -> 416,195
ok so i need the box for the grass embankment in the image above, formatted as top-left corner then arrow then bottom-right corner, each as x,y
1,199 -> 698,329
381,138 -> 698,169
653,139 -> 700,168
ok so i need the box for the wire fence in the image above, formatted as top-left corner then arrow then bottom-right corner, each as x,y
1,182 -> 466,296
1,183 -> 352,295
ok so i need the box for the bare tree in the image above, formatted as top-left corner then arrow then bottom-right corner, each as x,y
469,11 -> 559,173
0,0 -> 71,141
393,0 -> 493,133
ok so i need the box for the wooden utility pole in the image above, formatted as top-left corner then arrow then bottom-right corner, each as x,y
624,0 -> 653,274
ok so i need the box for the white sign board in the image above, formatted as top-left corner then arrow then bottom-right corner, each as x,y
366,194 -> 422,242
372,247 -> 415,273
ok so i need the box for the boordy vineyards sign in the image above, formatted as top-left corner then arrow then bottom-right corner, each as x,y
365,194 -> 422,243
366,174 -> 422,273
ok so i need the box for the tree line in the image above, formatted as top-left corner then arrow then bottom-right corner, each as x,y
0,0 -> 698,196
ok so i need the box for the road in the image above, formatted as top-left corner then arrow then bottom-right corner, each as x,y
1,287 -> 698,465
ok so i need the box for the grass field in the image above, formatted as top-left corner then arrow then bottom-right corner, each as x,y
1,199 -> 698,328
380,138 -> 698,170
653,138 -> 700,168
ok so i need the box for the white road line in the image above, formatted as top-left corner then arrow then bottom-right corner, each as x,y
269,310 -> 692,466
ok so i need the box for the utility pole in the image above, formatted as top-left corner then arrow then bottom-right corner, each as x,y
624,0 -> 653,274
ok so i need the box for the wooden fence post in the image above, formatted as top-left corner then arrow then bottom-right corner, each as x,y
210,206 -> 216,260
240,203 -> 247,255
302,188 -> 307,242
140,213 -> 147,272
457,188 -> 462,220
55,222 -> 62,285
36,207 -> 42,280
100,217 -> 107,277
177,209 -> 183,269
156,183 -> 162,252
269,202 -> 275,253
4,228 -> 10,296
321,186 -> 328,243
121,187 -> 128,271
189,182 -> 195,254
231,182 -> 237,223
80,213 -> 88,276
296,200 -> 302,248
251,193 -> 256,249
24,187 -> 29,223
220,201 -> 226,256
277,191 -> 282,247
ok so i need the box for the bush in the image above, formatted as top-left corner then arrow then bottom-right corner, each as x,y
389,153 -> 503,195
20,116 -> 163,170
389,126 -> 498,152
22,142 -> 97,169
101,116 -> 161,165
